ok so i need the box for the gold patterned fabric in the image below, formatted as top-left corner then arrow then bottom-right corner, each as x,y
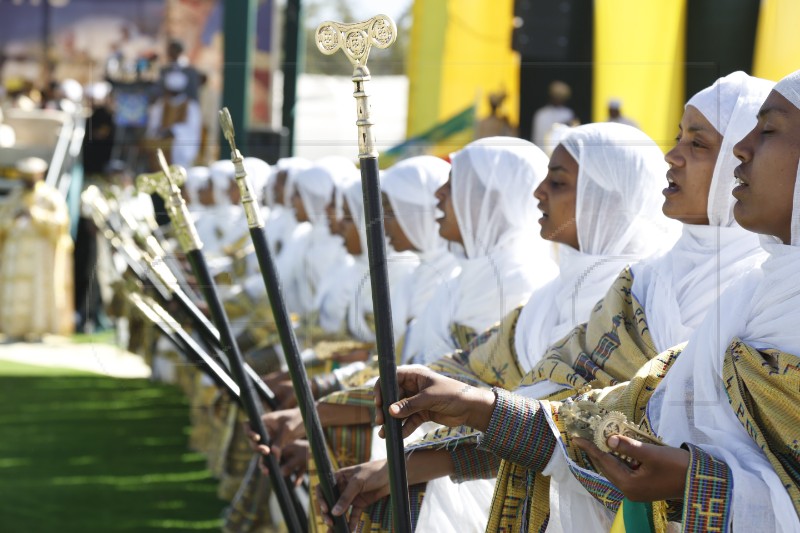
0,181 -> 74,337
488,346 -> 683,533
488,269 -> 671,532
521,268 -> 659,393
721,340 -> 800,518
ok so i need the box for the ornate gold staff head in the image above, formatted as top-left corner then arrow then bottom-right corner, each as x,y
315,14 -> 397,71
219,107 -> 264,229
135,149 -> 202,252
316,15 -> 397,159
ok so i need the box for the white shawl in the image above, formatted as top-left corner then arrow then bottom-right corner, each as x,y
648,70 -> 800,533
631,72 -> 773,352
405,137 -> 559,365
276,164 -> 346,316
317,180 -> 419,342
515,123 -> 677,374
542,72 -> 776,533
381,156 -> 461,350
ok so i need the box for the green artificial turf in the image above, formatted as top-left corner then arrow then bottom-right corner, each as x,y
0,360 -> 223,532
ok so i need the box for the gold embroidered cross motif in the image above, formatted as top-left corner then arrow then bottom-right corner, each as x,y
690,497 -> 725,532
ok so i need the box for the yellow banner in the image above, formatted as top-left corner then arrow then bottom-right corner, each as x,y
407,0 -> 519,154
593,0 -> 687,150
753,0 -> 800,82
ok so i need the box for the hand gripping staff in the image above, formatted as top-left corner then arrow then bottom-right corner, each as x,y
315,15 -> 411,532
219,109 -> 350,533
138,150 -> 306,533
91,184 -> 308,509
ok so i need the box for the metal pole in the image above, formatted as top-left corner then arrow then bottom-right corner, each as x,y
315,16 -> 411,532
220,109 -> 349,533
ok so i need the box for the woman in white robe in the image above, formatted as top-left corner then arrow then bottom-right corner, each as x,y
402,137 -> 559,365
380,156 -> 461,351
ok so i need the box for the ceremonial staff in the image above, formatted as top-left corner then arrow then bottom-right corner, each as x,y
315,15 -> 411,532
117,169 -> 202,306
219,109 -> 349,533
127,292 -> 242,397
86,185 -> 280,408
138,152 -> 305,533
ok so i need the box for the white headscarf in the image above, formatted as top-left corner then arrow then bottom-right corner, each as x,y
406,137 -> 559,364
647,71 -> 800,533
194,159 -> 245,257
515,123 -> 677,374
537,76 -> 775,533
275,156 -> 313,206
686,71 -> 776,227
774,69 -> 800,246
243,157 -> 270,204
631,72 -> 773,353
381,156 -> 461,345
184,166 -> 209,209
321,156 -> 360,224
316,180 -> 419,342
266,157 -> 312,256
276,164 -> 346,316
209,159 -> 235,206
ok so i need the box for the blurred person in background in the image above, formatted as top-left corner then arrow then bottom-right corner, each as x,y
606,97 -> 639,128
82,82 -> 115,181
0,157 -> 73,340
145,69 -> 202,169
531,80 -> 575,150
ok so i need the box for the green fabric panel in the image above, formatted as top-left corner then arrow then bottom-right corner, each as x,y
622,498 -> 655,533
685,0 -> 760,100
386,105 -> 475,158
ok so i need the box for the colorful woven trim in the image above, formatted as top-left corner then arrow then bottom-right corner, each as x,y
480,388 -> 555,473
681,443 -> 732,533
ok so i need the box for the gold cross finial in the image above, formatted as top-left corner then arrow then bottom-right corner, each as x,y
219,107 -> 238,155
315,15 -> 397,68
136,149 -> 202,252
135,161 -> 187,200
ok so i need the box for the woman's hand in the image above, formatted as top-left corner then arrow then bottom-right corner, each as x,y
316,459 -> 390,532
246,407 -> 307,460
277,440 -> 310,483
263,370 -> 299,409
574,434 -> 690,501
374,365 -> 496,437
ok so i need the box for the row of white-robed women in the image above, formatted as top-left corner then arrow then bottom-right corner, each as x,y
278,68 -> 800,533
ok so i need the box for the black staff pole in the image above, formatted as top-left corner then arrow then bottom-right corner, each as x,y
219,108 -> 349,533
127,293 -> 242,398
315,16 -> 411,532
137,152 -> 305,533
86,185 -> 281,410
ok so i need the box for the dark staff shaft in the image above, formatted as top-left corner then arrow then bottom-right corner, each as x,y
114,239 -> 306,513
248,225 -> 350,533
142,294 -> 309,522
186,249 -> 306,533
166,279 -> 280,411
358,155 -> 411,532
143,300 -> 241,397
104,218 -> 280,410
